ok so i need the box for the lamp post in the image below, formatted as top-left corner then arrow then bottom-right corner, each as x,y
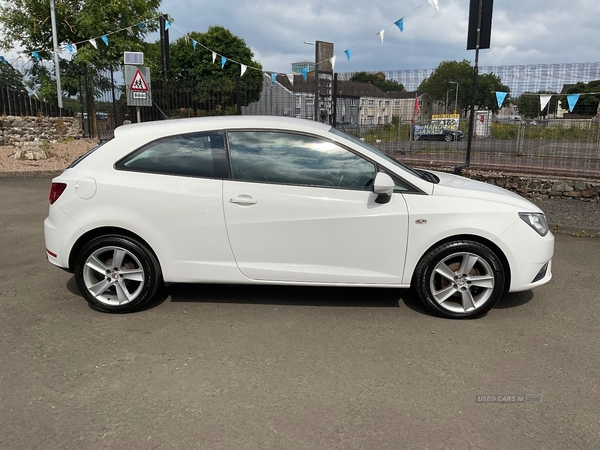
49,0 -> 62,108
450,81 -> 459,114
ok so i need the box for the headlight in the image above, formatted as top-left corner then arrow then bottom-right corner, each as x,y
519,212 -> 549,236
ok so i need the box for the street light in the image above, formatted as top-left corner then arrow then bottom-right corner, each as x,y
450,81 -> 459,115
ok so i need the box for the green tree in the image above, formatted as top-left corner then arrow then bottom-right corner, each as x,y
563,80 -> 600,116
144,26 -> 263,114
418,60 -> 510,114
349,71 -> 404,92
0,63 -> 26,91
517,90 -> 560,118
0,0 -> 161,103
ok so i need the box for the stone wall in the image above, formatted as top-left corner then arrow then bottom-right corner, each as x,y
437,167 -> 599,202
1,115 -> 83,147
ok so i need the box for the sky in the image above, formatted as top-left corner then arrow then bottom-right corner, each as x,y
159,0 -> 600,75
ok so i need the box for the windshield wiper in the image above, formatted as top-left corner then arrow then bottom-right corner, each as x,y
416,169 -> 440,184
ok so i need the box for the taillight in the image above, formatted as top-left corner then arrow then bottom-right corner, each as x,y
49,182 -> 67,205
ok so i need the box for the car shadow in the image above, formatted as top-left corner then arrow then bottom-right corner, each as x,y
66,277 -> 534,314
493,290 -> 535,309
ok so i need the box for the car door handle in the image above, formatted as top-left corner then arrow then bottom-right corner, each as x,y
229,195 -> 257,205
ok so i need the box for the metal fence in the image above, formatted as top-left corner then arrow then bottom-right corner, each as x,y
0,86 -> 74,117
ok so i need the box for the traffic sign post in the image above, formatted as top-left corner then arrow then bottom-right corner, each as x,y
124,65 -> 152,109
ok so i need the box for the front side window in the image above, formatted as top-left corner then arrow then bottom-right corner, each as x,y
115,131 -> 229,179
227,131 -> 376,190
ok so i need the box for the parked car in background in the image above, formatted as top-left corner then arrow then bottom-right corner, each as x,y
44,116 -> 553,319
415,128 -> 464,142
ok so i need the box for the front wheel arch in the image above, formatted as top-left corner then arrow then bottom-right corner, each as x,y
412,234 -> 511,295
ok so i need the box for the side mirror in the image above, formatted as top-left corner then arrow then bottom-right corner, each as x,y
373,172 -> 394,204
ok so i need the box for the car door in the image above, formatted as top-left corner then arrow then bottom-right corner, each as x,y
222,130 -> 409,284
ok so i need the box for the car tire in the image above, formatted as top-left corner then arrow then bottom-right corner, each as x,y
74,235 -> 162,313
444,133 -> 453,142
414,240 -> 505,319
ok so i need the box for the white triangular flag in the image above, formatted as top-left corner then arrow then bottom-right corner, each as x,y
286,73 -> 294,85
540,94 -> 552,112
240,64 -> 247,76
428,0 -> 439,10
184,34 -> 189,44
126,27 -> 134,36
330,56 -> 336,71
212,51 -> 216,63
377,29 -> 385,44
89,38 -> 97,49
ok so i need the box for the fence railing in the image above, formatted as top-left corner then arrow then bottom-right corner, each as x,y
0,86 -> 74,118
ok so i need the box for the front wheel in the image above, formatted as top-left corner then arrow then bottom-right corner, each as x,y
74,235 -> 162,313
444,133 -> 453,142
414,240 -> 505,319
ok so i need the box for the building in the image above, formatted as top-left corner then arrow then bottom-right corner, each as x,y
291,61 -> 316,74
243,74 -> 433,125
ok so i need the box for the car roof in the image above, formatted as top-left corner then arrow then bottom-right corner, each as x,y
114,116 -> 333,140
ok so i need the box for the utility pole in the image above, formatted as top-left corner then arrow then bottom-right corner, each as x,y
49,0 -> 62,108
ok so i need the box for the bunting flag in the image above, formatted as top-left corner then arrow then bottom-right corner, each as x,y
221,56 -> 227,68
567,94 -> 580,112
126,27 -> 134,36
271,73 -> 277,85
301,68 -> 308,82
31,51 -> 40,61
101,35 -> 109,46
137,23 -> 146,31
192,39 -> 197,50
89,38 -> 97,49
539,94 -> 552,112
345,48 -> 352,61
495,91 -> 507,108
330,55 -> 336,71
0,56 -> 6,64
428,0 -> 439,10
377,29 -> 385,44
395,18 -> 404,32
286,73 -> 294,85
240,64 -> 247,76
66,43 -> 76,54
184,34 -> 189,44
165,20 -> 171,30
212,51 -> 217,63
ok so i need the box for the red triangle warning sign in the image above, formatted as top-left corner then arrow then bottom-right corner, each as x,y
130,69 -> 148,91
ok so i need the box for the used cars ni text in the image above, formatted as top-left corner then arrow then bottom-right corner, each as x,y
44,116 -> 553,319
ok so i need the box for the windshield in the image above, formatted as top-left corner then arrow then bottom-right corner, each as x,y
328,127 -> 422,178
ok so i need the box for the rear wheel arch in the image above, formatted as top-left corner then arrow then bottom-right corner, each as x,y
69,227 -> 161,273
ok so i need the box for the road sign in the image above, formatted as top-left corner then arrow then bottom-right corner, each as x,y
124,65 -> 152,107
130,69 -> 149,91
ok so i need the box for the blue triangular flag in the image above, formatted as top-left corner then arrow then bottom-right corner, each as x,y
192,39 -> 197,50
66,44 -> 74,54
101,35 -> 109,46
345,49 -> 352,61
271,73 -> 278,85
0,56 -> 7,64
32,51 -> 40,61
395,18 -> 404,32
165,20 -> 171,30
221,56 -> 227,69
496,91 -> 508,108
301,68 -> 308,81
567,94 -> 580,112
137,23 -> 146,31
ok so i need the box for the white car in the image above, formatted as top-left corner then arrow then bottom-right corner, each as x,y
44,116 -> 554,319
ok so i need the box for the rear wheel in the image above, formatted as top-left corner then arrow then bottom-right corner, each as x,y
74,235 -> 162,313
444,133 -> 453,142
414,240 -> 505,319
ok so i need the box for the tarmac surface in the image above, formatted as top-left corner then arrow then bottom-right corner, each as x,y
1,176 -> 599,449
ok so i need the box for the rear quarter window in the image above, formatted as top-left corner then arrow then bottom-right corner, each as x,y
115,131 -> 229,179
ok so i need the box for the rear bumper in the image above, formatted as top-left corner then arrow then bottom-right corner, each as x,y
44,206 -> 82,271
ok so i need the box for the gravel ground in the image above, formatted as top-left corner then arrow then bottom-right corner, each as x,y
1,138 -> 598,236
